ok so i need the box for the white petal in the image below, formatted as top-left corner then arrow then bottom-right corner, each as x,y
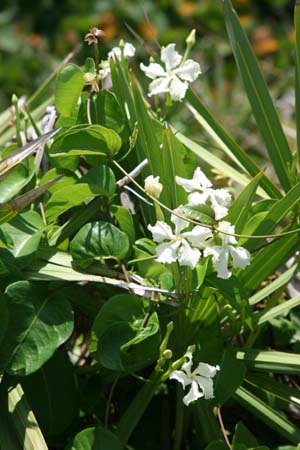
124,42 -> 136,57
183,380 -> 203,406
140,62 -> 166,79
208,189 -> 232,220
173,59 -> 201,82
177,239 -> 201,269
229,246 -> 251,270
148,77 -> 171,97
171,210 -> 189,235
156,241 -> 180,264
194,362 -> 220,378
169,76 -> 188,101
204,246 -> 231,279
194,375 -> 215,399
181,351 -> 193,376
217,221 -> 237,245
182,226 -> 213,249
161,43 -> 182,71
187,191 -> 209,205
108,47 -> 121,60
176,167 -> 212,192
169,369 -> 192,389
148,221 -> 175,242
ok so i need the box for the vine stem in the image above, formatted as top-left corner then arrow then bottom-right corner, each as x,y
217,407 -> 232,450
113,159 -> 300,240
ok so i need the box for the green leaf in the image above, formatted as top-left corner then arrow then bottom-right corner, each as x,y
214,348 -> 246,405
0,281 -> 74,376
0,161 -> 35,203
256,295 -> 300,326
241,234 -> 298,290
227,172 -> 265,233
50,124 -> 122,158
111,205 -> 135,245
236,349 -> 300,374
21,351 -> 78,437
244,180 -> 300,251
0,380 -> 49,450
186,89 -> 281,199
176,131 -> 268,199
45,166 -> 116,222
235,386 -> 300,444
91,294 -> 160,371
204,441 -> 229,450
91,90 -> 125,133
1,211 -> 44,258
55,64 -> 84,126
68,427 -> 122,450
70,221 -> 130,268
223,0 -> 292,192
232,422 -> 258,448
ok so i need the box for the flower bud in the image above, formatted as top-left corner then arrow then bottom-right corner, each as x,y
186,29 -> 196,48
144,175 -> 163,199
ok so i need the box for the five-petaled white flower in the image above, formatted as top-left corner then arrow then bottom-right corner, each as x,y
140,43 -> 201,101
108,42 -> 136,61
148,211 -> 212,269
169,351 -> 219,406
176,167 -> 232,220
203,221 -> 251,279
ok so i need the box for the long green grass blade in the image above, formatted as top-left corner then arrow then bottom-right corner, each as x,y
295,2 -> 300,163
245,373 -> 300,408
235,386 -> 300,444
242,233 -> 299,290
186,89 -> 281,199
236,349 -> 300,373
256,294 -> 300,325
0,381 -> 48,450
175,132 -> 268,198
249,263 -> 299,305
223,0 -> 292,192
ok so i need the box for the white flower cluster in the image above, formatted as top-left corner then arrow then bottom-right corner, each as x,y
169,350 -> 219,406
148,167 -> 251,279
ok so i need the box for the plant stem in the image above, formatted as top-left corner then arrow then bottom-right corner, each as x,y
217,407 -> 232,450
173,384 -> 185,450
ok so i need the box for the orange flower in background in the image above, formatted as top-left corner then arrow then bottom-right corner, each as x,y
251,26 -> 279,55
176,2 -> 196,17
239,15 -> 253,28
139,20 -> 158,40
29,33 -> 42,49
98,11 -> 118,41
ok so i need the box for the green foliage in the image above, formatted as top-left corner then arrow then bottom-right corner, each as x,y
1,2 -> 300,449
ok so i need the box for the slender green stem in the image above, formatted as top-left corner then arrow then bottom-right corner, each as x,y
105,375 -> 119,428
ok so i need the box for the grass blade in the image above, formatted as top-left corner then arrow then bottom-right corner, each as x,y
223,0 -> 292,192
236,349 -> 300,373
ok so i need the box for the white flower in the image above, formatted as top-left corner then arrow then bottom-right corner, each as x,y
176,167 -> 232,220
140,43 -> 201,101
148,211 -> 212,269
144,175 -> 163,199
203,221 -> 251,279
169,351 -> 219,406
98,60 -> 111,80
108,42 -> 136,61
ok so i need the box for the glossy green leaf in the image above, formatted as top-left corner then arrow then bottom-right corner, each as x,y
256,294 -> 300,326
232,422 -> 258,448
55,63 -> 84,126
91,90 -> 125,133
50,124 -> 122,157
204,441 -> 228,450
223,0 -> 292,192
1,211 -> 44,258
235,386 -> 300,444
68,427 -> 122,450
0,281 -> 74,376
92,294 -> 160,371
70,221 -> 130,268
21,351 -> 78,437
0,161 -> 35,204
111,205 -> 135,245
45,166 -> 115,222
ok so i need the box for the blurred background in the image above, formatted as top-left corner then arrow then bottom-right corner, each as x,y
0,0 -> 296,160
